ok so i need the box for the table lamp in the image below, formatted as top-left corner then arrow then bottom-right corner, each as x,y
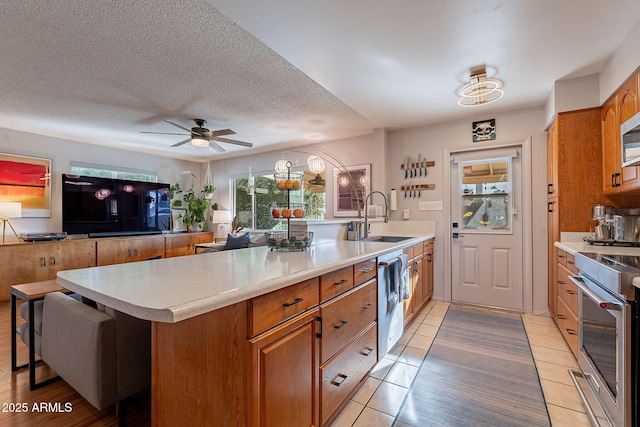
212,210 -> 232,240
0,201 -> 22,244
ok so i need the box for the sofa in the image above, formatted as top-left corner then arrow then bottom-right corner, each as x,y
39,292 -> 151,412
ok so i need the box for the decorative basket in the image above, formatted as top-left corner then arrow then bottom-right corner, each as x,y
270,203 -> 306,219
274,172 -> 304,191
265,231 -> 314,251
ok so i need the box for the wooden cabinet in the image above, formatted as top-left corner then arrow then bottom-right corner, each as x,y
404,240 -> 433,325
320,266 -> 354,302
249,309 -> 320,427
423,240 -> 434,301
320,323 -> 377,424
248,277 -> 319,337
164,232 -> 213,257
96,235 -> 165,265
317,258 -> 378,425
547,108 -> 604,316
553,249 -> 579,358
0,239 -> 96,301
319,278 -> 376,364
602,72 -> 640,194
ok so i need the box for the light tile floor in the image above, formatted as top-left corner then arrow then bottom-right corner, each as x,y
330,301 -> 593,427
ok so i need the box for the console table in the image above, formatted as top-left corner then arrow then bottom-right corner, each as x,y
11,280 -> 69,390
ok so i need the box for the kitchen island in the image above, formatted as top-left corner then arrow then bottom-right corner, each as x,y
56,235 -> 434,426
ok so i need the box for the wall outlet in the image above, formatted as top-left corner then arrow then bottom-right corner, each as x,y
403,208 -> 410,219
419,201 -> 443,211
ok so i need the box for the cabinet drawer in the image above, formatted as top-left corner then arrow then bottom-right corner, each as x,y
566,253 -> 577,274
320,279 -> 377,364
557,264 -> 578,314
423,239 -> 434,252
320,322 -> 377,424
320,266 -> 354,302
249,277 -> 319,337
556,249 -> 567,267
353,258 -> 376,286
412,242 -> 424,257
555,297 -> 578,358
402,245 -> 414,260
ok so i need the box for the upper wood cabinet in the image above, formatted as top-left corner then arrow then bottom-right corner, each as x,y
602,71 -> 640,194
547,120 -> 559,198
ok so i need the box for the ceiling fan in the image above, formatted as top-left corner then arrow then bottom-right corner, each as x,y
142,119 -> 253,152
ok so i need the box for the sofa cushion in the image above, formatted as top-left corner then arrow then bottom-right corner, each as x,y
224,232 -> 251,250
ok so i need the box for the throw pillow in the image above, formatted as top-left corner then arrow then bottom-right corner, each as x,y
224,232 -> 251,250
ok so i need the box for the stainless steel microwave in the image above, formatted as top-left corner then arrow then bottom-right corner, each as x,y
621,111 -> 640,167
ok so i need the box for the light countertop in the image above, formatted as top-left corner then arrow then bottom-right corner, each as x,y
57,234 -> 434,324
555,240 -> 640,256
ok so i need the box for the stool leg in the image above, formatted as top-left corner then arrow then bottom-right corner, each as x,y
28,299 -> 36,390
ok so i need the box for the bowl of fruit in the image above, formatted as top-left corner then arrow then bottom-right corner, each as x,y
271,203 -> 305,219
265,231 -> 314,251
274,172 -> 303,191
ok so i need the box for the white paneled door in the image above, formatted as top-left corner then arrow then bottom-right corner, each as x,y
450,146 -> 523,311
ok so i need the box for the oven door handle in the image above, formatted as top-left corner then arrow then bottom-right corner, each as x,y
569,275 -> 622,311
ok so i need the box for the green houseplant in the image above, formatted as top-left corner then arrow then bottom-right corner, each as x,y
171,183 -> 211,232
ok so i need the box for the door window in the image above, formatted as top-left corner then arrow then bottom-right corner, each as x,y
458,157 -> 511,233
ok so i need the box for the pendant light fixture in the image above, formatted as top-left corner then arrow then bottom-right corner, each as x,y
458,66 -> 504,107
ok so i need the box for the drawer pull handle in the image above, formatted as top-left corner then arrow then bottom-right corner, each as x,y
567,260 -> 575,265
333,279 -> 348,286
360,268 -> 373,273
362,347 -> 374,357
557,314 -> 566,320
362,302 -> 373,310
566,328 -> 577,336
334,320 -> 348,329
566,290 -> 576,295
331,374 -> 348,387
282,298 -> 303,308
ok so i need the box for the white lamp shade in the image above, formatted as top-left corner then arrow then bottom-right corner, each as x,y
0,202 -> 22,219
307,155 -> 326,173
275,159 -> 292,174
212,210 -> 232,224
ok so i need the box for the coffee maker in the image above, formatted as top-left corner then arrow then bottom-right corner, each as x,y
592,204 -> 613,240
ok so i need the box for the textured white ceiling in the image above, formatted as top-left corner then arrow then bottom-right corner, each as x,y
1,1 -> 639,161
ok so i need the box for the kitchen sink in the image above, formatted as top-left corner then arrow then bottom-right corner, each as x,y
361,235 -> 413,243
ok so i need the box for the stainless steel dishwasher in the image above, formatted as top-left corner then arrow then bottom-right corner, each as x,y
377,250 -> 406,361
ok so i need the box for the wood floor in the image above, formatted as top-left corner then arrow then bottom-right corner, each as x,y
0,300 -> 151,426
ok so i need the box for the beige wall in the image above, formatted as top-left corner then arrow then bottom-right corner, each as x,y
387,106 -> 548,314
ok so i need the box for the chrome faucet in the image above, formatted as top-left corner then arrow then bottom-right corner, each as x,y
363,191 -> 389,238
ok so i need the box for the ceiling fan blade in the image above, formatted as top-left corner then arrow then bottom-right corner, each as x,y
171,137 -> 192,147
209,141 -> 226,152
140,131 -> 187,136
210,129 -> 236,137
212,137 -> 253,147
164,120 -> 195,134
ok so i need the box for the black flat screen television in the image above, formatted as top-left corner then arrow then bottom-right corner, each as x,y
62,174 -> 171,237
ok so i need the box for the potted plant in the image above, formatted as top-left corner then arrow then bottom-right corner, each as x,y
183,187 -> 210,232
203,184 -> 216,200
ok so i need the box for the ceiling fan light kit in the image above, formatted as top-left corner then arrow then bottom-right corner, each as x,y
143,119 -> 253,151
458,67 -> 504,107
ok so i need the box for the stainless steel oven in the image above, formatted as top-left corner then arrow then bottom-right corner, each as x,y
570,252 -> 639,427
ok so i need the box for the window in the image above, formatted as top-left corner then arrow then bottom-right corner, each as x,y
70,161 -> 157,182
458,157 -> 511,231
232,170 -> 326,230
